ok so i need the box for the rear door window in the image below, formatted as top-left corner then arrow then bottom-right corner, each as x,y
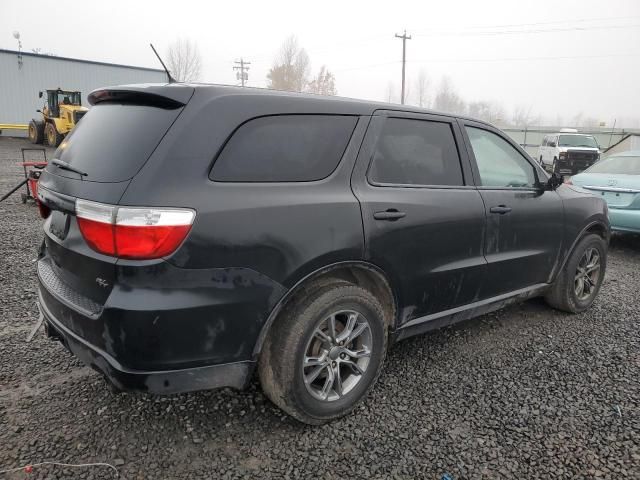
367,117 -> 464,186
210,115 -> 358,182
52,103 -> 183,182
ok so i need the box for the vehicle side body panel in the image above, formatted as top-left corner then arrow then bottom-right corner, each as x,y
35,84 -> 610,395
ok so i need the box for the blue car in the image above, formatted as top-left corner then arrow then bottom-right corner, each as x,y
570,150 -> 640,233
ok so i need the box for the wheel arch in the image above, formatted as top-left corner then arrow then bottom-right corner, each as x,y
252,261 -> 398,359
551,219 -> 610,283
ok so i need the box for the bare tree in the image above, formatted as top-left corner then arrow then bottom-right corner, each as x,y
582,117 -> 600,128
467,100 -> 505,124
414,69 -> 431,108
307,66 -> 337,95
267,36 -> 310,92
433,77 -> 466,114
512,105 -> 540,127
571,112 -> 584,127
166,38 -> 202,82
385,82 -> 397,103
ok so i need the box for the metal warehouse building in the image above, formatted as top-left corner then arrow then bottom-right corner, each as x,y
0,49 -> 166,135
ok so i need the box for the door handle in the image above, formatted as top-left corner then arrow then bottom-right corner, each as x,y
489,205 -> 512,214
373,209 -> 406,221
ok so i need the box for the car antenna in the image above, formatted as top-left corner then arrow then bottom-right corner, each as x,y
150,43 -> 175,84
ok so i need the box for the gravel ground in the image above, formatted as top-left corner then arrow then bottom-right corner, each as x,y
0,136 -> 639,480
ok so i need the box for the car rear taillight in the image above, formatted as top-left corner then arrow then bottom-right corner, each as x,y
564,178 -> 573,185
75,199 -> 195,260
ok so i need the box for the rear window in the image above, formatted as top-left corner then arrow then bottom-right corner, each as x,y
210,115 -> 358,182
52,104 -> 182,182
586,156 -> 640,175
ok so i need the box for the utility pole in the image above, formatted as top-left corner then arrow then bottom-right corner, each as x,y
233,58 -> 251,87
394,30 -> 411,104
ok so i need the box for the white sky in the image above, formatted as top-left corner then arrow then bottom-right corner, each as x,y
2,0 -> 639,126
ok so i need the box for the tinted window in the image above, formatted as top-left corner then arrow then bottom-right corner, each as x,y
53,104 -> 182,182
466,127 -> 536,188
211,115 -> 357,182
368,118 -> 463,186
587,156 -> 640,174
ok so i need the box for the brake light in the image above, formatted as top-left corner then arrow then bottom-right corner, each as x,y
564,178 -> 573,185
75,199 -> 195,259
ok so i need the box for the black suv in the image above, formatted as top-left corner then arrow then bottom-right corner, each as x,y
37,84 -> 609,424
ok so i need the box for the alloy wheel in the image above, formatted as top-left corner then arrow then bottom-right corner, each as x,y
574,247 -> 601,301
302,310 -> 372,402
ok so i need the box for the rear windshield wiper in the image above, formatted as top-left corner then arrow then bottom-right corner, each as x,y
51,159 -> 88,177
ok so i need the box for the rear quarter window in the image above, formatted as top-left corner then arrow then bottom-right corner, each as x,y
210,115 -> 358,182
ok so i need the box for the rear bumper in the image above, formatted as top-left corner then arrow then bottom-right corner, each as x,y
40,293 -> 254,394
609,208 -> 640,233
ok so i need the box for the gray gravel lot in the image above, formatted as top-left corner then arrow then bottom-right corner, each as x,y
0,136 -> 639,479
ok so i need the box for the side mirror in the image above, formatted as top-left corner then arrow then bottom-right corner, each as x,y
546,173 -> 564,191
534,167 -> 563,192
39,91 -> 43,98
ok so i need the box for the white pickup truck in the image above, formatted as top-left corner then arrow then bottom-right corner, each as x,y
538,129 -> 600,175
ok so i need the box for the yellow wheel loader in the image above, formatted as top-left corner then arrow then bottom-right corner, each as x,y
28,88 -> 88,147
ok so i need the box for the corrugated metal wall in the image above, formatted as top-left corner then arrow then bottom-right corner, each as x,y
0,49 -> 166,132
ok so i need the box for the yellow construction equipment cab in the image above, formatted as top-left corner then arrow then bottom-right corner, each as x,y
28,88 -> 88,147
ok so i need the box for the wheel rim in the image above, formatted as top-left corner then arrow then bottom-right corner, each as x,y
47,127 -> 54,145
29,124 -> 35,141
302,310 -> 372,402
574,247 -> 601,301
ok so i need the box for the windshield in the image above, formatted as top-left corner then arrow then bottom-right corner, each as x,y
586,156 -> 640,175
55,91 -> 81,106
558,135 -> 598,148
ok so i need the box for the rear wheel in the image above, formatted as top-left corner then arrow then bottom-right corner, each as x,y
28,120 -> 44,144
45,123 -> 63,147
552,157 -> 558,174
259,282 -> 388,424
545,233 -> 607,313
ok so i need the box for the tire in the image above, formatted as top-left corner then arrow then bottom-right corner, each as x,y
545,233 -> 607,313
259,282 -> 388,425
44,123 -> 63,147
552,157 -> 558,174
28,120 -> 44,144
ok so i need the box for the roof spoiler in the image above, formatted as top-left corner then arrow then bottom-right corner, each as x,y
88,84 -> 194,109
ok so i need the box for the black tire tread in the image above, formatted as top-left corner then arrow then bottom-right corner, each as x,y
545,233 -> 607,313
258,282 -> 387,425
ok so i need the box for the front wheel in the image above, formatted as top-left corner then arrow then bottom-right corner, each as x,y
545,233 -> 607,313
44,123 -> 63,147
259,283 -> 388,424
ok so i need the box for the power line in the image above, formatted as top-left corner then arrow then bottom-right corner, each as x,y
233,58 -> 251,87
395,30 -> 411,105
332,52 -> 639,73
414,23 -> 640,37
439,15 -> 640,31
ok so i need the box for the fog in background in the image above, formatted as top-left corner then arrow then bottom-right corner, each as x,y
2,0 -> 639,127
